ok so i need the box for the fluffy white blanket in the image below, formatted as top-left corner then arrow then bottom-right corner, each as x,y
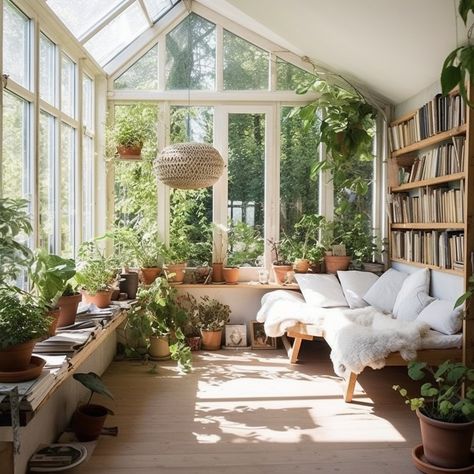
256,291 -> 430,377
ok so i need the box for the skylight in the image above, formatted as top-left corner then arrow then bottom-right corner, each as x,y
46,0 -> 181,66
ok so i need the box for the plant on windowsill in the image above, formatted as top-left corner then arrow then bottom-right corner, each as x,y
71,372 -> 114,442
75,241 -> 118,308
211,223 -> 227,283
196,296 -> 231,350
163,239 -> 190,285
223,254 -> 241,285
267,238 -> 293,284
393,360 -> 474,470
106,103 -> 155,160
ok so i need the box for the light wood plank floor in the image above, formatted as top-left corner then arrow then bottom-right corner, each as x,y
74,340 -> 422,473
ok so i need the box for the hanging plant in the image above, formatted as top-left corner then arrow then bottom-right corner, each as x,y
441,0 -> 474,106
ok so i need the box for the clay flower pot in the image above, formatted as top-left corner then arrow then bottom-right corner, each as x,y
201,330 -> 222,350
140,267 -> 161,285
0,339 -> 36,372
293,258 -> 311,273
223,267 -> 239,284
149,335 -> 171,360
116,145 -> 142,160
185,336 -> 202,351
82,290 -> 113,309
72,404 -> 111,441
57,293 -> 82,328
212,263 -> 224,283
272,265 -> 293,284
119,271 -> 139,298
47,308 -> 61,336
324,255 -> 351,274
165,263 -> 186,284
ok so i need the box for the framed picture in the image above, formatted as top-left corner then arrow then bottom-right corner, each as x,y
225,324 -> 247,347
250,321 -> 277,349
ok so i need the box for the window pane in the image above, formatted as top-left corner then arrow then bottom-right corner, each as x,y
82,135 -> 94,241
228,113 -> 265,266
3,0 -> 30,89
83,75 -> 94,131
84,2 -> 149,66
276,58 -> 315,91
113,105 -> 158,231
280,107 -> 319,235
46,0 -> 124,38
223,30 -> 269,90
39,112 -> 56,252
2,91 -> 30,200
114,44 -> 158,90
169,106 -> 213,265
166,13 -> 215,90
40,34 -> 56,105
61,55 -> 76,117
143,0 -> 174,21
60,123 -> 75,257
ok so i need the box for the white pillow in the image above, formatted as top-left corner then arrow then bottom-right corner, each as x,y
363,268 -> 408,313
417,299 -> 463,335
261,290 -> 305,306
393,268 -> 431,321
337,271 -> 379,309
295,274 -> 348,308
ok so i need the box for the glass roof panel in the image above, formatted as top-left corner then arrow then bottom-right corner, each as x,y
143,0 -> 173,21
84,2 -> 149,66
47,0 -> 125,38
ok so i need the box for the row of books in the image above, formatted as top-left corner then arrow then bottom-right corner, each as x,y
389,93 -> 465,152
396,137 -> 465,185
387,184 -> 464,224
391,230 -> 464,270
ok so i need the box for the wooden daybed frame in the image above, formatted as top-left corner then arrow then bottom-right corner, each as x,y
282,322 -> 463,403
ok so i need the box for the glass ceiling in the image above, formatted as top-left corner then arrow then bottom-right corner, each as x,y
46,0 -> 181,66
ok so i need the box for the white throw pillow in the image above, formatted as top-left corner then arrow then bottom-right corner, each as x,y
337,271 -> 379,309
393,268 -> 432,321
417,299 -> 463,335
295,274 -> 348,308
363,268 -> 408,313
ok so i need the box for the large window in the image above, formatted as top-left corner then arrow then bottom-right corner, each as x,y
61,54 -> 76,118
114,44 -> 159,90
60,123 -> 75,256
40,34 -> 56,105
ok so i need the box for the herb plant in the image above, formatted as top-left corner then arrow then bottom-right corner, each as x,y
197,296 -> 231,332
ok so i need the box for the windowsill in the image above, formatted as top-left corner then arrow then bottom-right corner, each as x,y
173,282 -> 299,290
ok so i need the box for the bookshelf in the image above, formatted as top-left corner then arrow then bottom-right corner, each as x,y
387,87 -> 474,366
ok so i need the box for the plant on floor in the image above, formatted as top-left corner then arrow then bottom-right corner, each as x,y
177,293 -> 201,338
197,296 -> 231,332
0,197 -> 33,287
393,360 -> 474,469
71,372 -> 114,442
440,0 -> 474,106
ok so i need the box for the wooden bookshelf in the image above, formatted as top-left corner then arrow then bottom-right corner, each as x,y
390,258 -> 463,276
390,222 -> 465,230
390,172 -> 465,192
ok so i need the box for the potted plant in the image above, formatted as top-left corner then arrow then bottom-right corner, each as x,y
0,288 -> 50,374
197,296 -> 231,350
71,372 -> 114,441
75,241 -> 117,308
393,360 -> 474,470
319,220 -> 352,274
106,103 -> 155,160
177,293 -> 201,351
268,239 -> 293,284
211,224 -> 227,283
223,254 -> 240,285
164,239 -> 189,284
29,249 -> 77,333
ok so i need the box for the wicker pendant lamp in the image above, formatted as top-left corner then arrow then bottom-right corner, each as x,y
154,142 -> 224,189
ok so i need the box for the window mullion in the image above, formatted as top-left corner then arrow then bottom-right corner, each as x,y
215,25 -> 223,92
32,14 -> 40,250
157,100 -> 170,244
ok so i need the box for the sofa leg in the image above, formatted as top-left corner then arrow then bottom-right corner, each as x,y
282,334 -> 303,364
343,372 -> 358,402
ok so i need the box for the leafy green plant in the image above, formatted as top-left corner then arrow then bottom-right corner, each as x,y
164,240 -> 191,265
440,0 -> 474,106
75,241 -> 117,295
0,197 -> 33,286
393,360 -> 474,423
177,293 -> 200,337
0,289 -> 50,349
29,250 -> 76,308
226,221 -> 263,266
170,328 -> 192,373
197,296 -> 231,332
73,372 -> 113,406
267,238 -> 292,266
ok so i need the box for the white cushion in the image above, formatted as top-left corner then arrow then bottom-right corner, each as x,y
295,274 -> 348,308
337,271 -> 379,309
261,290 -> 305,306
363,268 -> 408,313
393,268 -> 432,321
417,299 -> 463,335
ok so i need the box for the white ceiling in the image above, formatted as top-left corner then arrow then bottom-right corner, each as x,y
200,0 -> 465,105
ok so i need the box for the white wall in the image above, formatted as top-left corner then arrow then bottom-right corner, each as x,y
394,79 -> 441,118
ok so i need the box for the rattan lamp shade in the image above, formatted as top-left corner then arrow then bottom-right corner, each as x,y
154,142 -> 225,189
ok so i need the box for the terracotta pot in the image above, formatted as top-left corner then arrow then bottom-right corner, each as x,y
82,290 -> 113,308
293,258 -> 311,273
0,339 -> 36,372
47,308 -> 60,336
149,335 -> 170,359
212,263 -> 224,283
272,265 -> 293,284
140,267 -> 161,285
57,293 -> 82,328
166,263 -> 186,284
185,336 -> 202,351
72,404 -> 110,441
417,409 -> 474,469
201,330 -> 222,350
223,267 -> 239,284
324,255 -> 351,274
116,145 -> 142,159
310,262 -> 322,274
119,271 -> 139,298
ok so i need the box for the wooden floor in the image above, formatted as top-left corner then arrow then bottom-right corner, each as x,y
74,340 -> 422,473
